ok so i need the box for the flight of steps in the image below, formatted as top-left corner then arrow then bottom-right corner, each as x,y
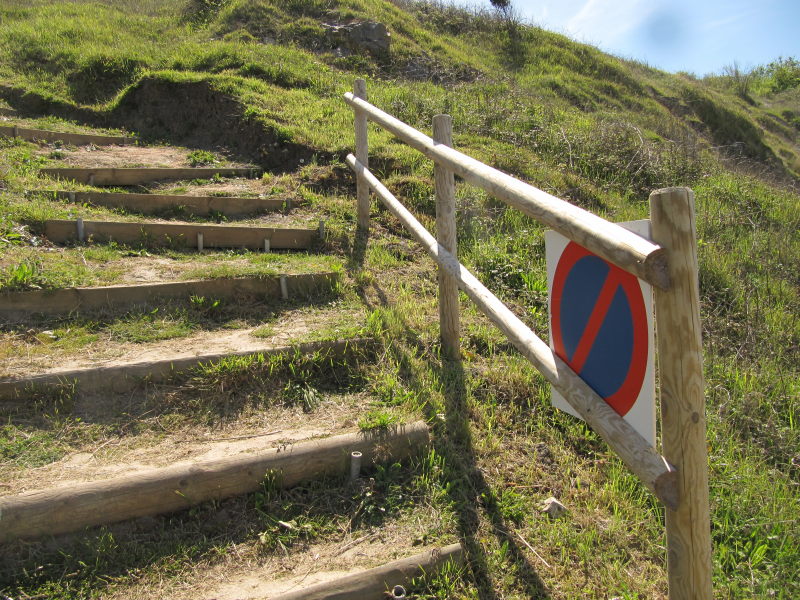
0,120 -> 456,598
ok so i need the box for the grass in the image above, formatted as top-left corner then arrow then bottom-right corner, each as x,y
0,243 -> 344,292
0,0 -> 797,598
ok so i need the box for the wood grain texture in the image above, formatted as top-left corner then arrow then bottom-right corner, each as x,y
43,219 -> 317,250
39,167 -> 258,185
354,79 -> 370,229
347,154 -> 678,507
0,421 -> 429,541
0,273 -> 338,320
270,543 -> 464,600
650,187 -> 713,600
343,92 -> 669,289
0,125 -> 136,145
45,190 -> 286,217
0,338 -> 375,401
433,115 -> 460,360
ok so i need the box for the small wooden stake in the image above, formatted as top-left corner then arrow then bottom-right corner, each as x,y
68,191 -> 75,203
433,114 -> 459,360
354,79 -> 370,230
319,219 -> 326,240
280,275 -> 289,300
197,232 -> 204,251
264,238 -> 271,252
76,218 -> 85,243
650,187 -> 712,600
88,173 -> 95,186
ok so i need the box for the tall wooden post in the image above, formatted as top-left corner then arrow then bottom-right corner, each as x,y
433,114 -> 459,360
649,187 -> 713,600
354,79 -> 370,230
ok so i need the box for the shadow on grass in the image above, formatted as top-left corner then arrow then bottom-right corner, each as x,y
354,271 -> 549,599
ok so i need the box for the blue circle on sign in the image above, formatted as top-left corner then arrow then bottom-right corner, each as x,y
552,242 -> 648,416
560,256 -> 633,398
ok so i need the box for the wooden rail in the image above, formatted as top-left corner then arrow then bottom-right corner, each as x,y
0,272 -> 338,320
270,543 -> 463,600
40,167 -> 259,186
43,219 -> 318,250
43,190 -> 287,218
0,338 -> 374,401
0,124 -> 137,146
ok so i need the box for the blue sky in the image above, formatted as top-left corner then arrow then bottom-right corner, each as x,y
456,0 -> 799,75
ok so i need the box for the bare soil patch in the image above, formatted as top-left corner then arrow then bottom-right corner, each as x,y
38,143 -> 248,169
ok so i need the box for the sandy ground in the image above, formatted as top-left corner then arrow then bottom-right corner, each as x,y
38,143 -> 249,169
0,306 -> 364,377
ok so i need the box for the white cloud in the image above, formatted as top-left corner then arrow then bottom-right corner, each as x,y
701,9 -> 755,32
564,0 -> 660,45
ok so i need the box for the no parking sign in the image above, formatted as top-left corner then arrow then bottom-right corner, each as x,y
546,221 -> 656,447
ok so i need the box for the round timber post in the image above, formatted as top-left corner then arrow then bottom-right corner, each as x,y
649,187 -> 713,600
433,114 -> 459,360
354,79 -> 370,230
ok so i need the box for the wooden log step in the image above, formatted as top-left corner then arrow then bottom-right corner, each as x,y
40,167 -> 260,185
0,272 -> 338,321
0,420 -> 429,541
43,219 -> 319,250
0,338 -> 374,401
271,543 -> 464,600
0,124 -> 137,145
44,190 -> 290,218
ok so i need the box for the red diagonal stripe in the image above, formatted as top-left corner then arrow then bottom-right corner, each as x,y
569,271 -> 622,373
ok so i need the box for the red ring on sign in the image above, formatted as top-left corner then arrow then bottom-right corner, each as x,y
551,242 -> 648,416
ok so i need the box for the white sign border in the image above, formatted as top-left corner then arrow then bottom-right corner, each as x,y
545,220 -> 656,448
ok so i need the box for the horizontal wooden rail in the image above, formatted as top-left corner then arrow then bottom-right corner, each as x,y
0,338 -> 375,401
347,154 -> 678,509
0,272 -> 338,320
0,421 -> 429,541
0,125 -> 137,146
43,219 -> 317,250
40,167 -> 260,186
271,543 -> 464,600
343,93 -> 669,289
43,190 -> 287,218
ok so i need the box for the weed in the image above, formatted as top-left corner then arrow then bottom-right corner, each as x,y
187,149 -> 218,166
282,381 -> 322,412
0,260 -> 43,291
358,408 -> 400,430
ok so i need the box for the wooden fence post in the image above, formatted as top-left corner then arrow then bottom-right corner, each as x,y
433,114 -> 459,360
354,79 -> 370,230
649,187 -> 713,600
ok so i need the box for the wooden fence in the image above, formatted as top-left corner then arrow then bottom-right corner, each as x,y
344,79 -> 712,600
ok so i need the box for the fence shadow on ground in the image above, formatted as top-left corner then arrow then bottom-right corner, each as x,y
352,270 -> 550,599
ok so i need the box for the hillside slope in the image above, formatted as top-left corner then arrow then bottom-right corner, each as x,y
0,1 -> 798,599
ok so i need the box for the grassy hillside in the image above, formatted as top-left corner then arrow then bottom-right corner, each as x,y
0,1 -> 798,598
